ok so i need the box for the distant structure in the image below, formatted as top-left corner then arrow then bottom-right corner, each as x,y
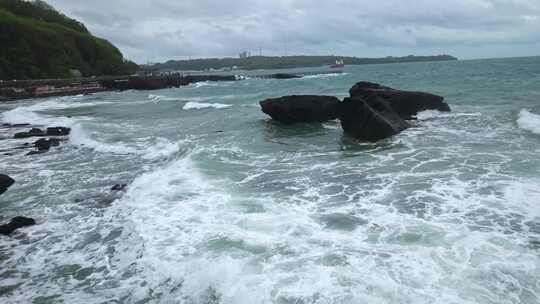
239,51 -> 251,59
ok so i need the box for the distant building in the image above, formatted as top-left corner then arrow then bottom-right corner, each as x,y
239,51 -> 249,59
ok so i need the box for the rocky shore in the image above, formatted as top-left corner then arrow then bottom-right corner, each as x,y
0,72 -> 311,102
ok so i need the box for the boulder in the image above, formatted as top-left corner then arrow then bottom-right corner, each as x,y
0,216 -> 36,235
46,127 -> 71,136
34,138 -> 52,151
349,81 -> 450,119
33,138 -> 61,152
338,97 -> 410,141
0,174 -> 15,195
260,95 -> 340,123
14,128 -> 45,139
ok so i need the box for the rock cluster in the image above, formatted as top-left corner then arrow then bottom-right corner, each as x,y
260,81 -> 450,141
0,216 -> 36,235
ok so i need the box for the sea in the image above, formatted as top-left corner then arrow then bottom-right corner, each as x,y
1,56 -> 539,304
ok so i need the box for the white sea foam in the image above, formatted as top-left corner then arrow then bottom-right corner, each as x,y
148,94 -> 179,103
302,72 -> 348,79
517,109 -> 540,135
70,124 -> 139,154
183,101 -> 232,110
416,110 -> 482,120
70,123 -> 180,158
0,98 -> 103,127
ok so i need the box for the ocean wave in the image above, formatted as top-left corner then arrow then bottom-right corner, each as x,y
182,101 -> 232,110
148,94 -> 180,103
416,110 -> 482,120
517,109 -> 540,135
1,99 -> 87,126
70,123 -> 180,158
301,72 -> 348,79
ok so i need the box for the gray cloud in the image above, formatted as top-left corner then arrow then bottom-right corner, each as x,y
47,0 -> 540,63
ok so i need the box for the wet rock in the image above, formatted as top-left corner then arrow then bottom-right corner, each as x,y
46,127 -> 71,136
260,95 -> 340,123
111,184 -> 128,191
33,138 -> 61,151
14,128 -> 46,139
34,138 -> 52,151
270,73 -> 302,79
349,81 -> 450,119
0,216 -> 36,235
338,96 -> 410,141
0,174 -> 15,195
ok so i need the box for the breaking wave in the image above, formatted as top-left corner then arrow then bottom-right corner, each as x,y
517,109 -> 540,135
183,102 -> 232,110
70,123 -> 180,158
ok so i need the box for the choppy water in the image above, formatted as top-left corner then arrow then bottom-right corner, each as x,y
1,57 -> 540,304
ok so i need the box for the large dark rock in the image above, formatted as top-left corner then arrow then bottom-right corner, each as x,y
338,97 -> 410,141
270,73 -> 302,79
0,217 -> 36,235
14,128 -> 46,139
0,174 -> 15,195
260,95 -> 340,123
349,81 -> 450,119
46,127 -> 71,136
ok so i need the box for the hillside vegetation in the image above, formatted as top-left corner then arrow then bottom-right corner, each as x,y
0,0 -> 137,80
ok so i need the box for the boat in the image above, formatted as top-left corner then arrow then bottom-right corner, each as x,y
330,59 -> 345,69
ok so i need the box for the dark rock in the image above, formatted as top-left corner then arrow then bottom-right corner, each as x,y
338,97 -> 410,141
270,73 -> 302,79
0,174 -> 15,195
260,95 -> 341,123
46,127 -> 71,136
13,128 -> 46,139
111,184 -> 128,191
0,216 -> 36,235
34,138 -> 51,151
349,81 -> 450,119
26,150 -> 47,156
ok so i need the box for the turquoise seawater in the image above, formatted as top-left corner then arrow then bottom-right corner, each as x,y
1,57 -> 540,303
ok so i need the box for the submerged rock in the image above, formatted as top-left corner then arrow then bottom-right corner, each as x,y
0,216 -> 36,235
260,95 -> 340,123
349,81 -> 450,119
33,138 -> 61,151
0,174 -> 15,195
338,97 -> 410,141
111,184 -> 128,191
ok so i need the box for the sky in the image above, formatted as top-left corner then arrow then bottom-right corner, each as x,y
47,0 -> 540,64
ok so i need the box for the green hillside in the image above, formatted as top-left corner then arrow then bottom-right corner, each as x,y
0,0 -> 137,80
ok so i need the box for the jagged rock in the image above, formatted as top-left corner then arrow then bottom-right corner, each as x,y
34,138 -> 52,151
46,127 -> 71,136
0,174 -> 15,195
338,97 -> 410,141
14,128 -> 45,139
349,81 -> 450,119
0,217 -> 36,235
260,95 -> 340,123
111,184 -> 128,191
33,138 -> 61,151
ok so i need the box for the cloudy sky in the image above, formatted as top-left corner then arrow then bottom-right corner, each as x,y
47,0 -> 540,63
